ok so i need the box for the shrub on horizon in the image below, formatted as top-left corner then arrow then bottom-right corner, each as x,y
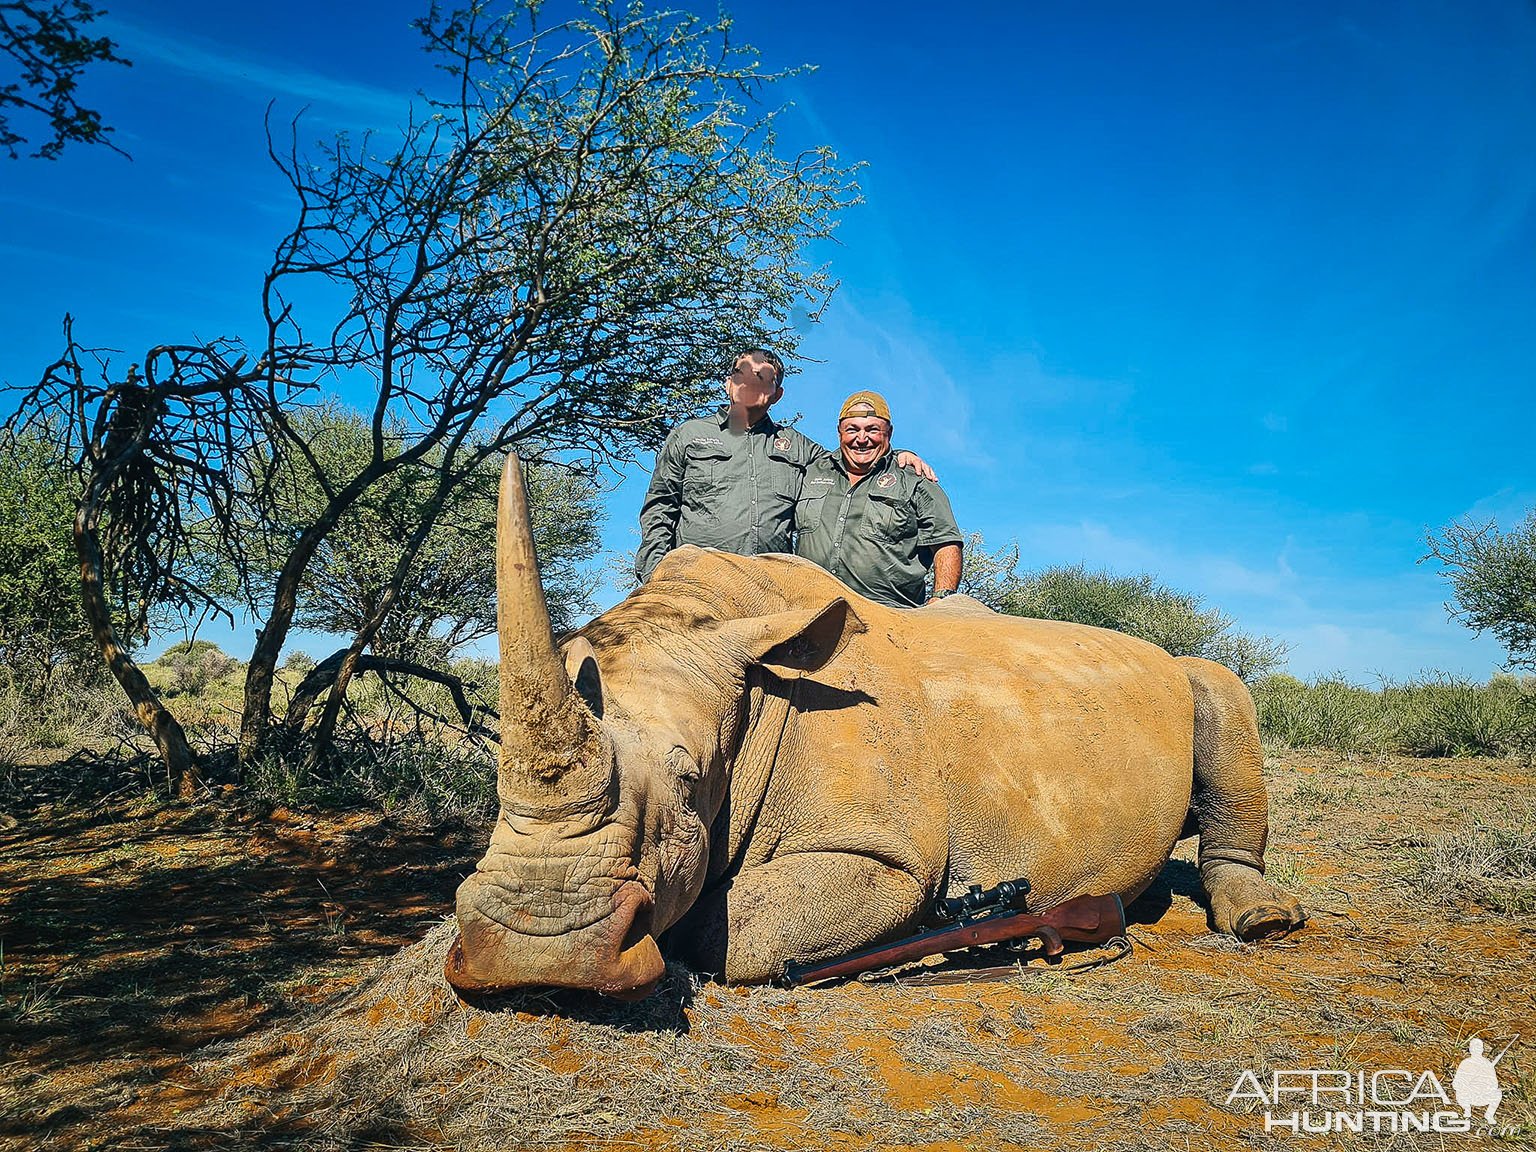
961,538 -> 1288,683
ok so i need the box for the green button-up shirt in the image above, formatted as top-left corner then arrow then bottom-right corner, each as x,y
636,408 -> 825,582
793,451 -> 963,608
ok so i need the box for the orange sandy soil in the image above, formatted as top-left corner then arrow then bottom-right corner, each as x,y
2,750 -> 1533,1151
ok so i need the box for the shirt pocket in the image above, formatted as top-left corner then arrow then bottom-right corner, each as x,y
682,444 -> 731,513
867,487 -> 915,541
796,491 -> 830,536
765,450 -> 806,503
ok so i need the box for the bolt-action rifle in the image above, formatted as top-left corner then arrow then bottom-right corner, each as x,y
780,879 -> 1126,987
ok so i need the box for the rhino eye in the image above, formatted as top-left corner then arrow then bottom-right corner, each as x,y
667,746 -> 702,782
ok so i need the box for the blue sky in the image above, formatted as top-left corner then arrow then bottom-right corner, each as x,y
2,1 -> 1532,681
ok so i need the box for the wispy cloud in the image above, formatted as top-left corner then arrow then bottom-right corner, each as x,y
811,297 -> 991,467
779,76 -> 843,155
1025,519 -> 1307,607
976,348 -> 1134,416
1014,516 -> 1509,680
1275,613 -> 1507,683
799,294 -> 1141,478
103,17 -> 410,129
1451,488 -> 1536,530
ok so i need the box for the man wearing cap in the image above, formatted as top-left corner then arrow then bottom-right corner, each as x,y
794,391 -> 963,608
635,350 -> 934,583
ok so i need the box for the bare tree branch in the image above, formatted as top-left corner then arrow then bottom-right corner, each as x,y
10,1 -> 859,785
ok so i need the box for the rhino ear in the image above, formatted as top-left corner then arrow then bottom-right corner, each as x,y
562,636 -> 603,718
724,598 -> 866,678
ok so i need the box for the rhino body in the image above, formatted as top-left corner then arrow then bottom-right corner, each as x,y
447,458 -> 1303,996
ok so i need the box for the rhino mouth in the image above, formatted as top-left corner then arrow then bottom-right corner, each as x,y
445,878 -> 664,1000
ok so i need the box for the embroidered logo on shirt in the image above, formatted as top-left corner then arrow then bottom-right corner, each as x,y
773,436 -> 790,452
807,476 -> 835,486
689,435 -> 725,446
876,474 -> 897,489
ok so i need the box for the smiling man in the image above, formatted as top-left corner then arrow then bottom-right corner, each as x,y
794,391 -> 964,608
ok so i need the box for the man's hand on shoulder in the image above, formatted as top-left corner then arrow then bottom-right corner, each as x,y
894,450 -> 936,482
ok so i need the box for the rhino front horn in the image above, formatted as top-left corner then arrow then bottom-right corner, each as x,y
495,452 -> 607,809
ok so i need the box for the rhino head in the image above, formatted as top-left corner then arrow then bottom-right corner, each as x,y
445,455 -> 860,998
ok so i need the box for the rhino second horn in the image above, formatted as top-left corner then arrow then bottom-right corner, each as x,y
496,452 -> 606,807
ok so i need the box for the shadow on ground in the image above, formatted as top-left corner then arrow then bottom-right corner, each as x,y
0,793 -> 482,1149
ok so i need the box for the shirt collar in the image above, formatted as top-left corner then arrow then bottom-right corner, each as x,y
715,405 -> 779,434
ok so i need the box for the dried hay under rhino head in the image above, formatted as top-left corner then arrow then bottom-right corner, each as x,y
170,922 -> 1046,1150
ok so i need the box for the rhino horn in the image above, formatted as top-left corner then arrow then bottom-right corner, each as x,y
496,452 -> 606,809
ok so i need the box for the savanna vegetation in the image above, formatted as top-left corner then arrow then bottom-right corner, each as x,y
1425,509 -> 1536,673
3,4 -> 1534,1146
1254,671 -> 1536,763
3,0 -> 858,798
961,536 -> 1290,682
6,487 -> 1536,816
952,532 -> 1536,764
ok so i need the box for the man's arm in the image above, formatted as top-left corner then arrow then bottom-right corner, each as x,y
635,434 -> 686,583
913,480 -> 963,601
893,450 -> 936,482
928,543 -> 962,600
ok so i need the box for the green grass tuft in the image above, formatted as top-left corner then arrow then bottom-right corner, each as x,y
1255,673 -> 1536,761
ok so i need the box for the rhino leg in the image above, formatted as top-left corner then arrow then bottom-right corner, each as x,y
1180,657 -> 1307,941
672,851 -> 926,984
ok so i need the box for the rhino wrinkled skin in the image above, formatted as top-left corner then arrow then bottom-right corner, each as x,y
447,456 -> 1305,997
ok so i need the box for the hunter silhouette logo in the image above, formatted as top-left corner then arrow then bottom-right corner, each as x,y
1453,1036 -> 1514,1123
1226,1034 -> 1519,1135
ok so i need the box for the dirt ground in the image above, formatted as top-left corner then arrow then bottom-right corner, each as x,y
1,750 -> 1532,1151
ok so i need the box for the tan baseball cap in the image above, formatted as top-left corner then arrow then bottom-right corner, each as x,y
839,390 -> 892,421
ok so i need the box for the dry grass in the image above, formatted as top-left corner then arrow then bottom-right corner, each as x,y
170,926 -> 1057,1150
4,751 -> 1535,1151
1402,803 -> 1536,915
1254,673 -> 1536,762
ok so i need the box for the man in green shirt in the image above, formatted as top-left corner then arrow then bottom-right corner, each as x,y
794,391 -> 963,608
635,351 -> 933,583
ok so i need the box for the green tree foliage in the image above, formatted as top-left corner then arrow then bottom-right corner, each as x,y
8,1 -> 854,782
1426,511 -> 1536,671
0,1 -> 129,159
0,428 -> 92,683
257,408 -> 601,662
955,535 -> 1022,612
961,536 -> 1288,682
150,639 -> 240,698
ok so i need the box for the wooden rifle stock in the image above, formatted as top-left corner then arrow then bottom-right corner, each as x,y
781,892 -> 1126,987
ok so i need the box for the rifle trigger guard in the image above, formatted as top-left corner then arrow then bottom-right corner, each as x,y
1002,925 -> 1064,957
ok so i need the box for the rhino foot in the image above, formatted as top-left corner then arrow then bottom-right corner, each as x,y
1203,861 -> 1306,941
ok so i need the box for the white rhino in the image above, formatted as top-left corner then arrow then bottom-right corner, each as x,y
446,457 -> 1304,997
